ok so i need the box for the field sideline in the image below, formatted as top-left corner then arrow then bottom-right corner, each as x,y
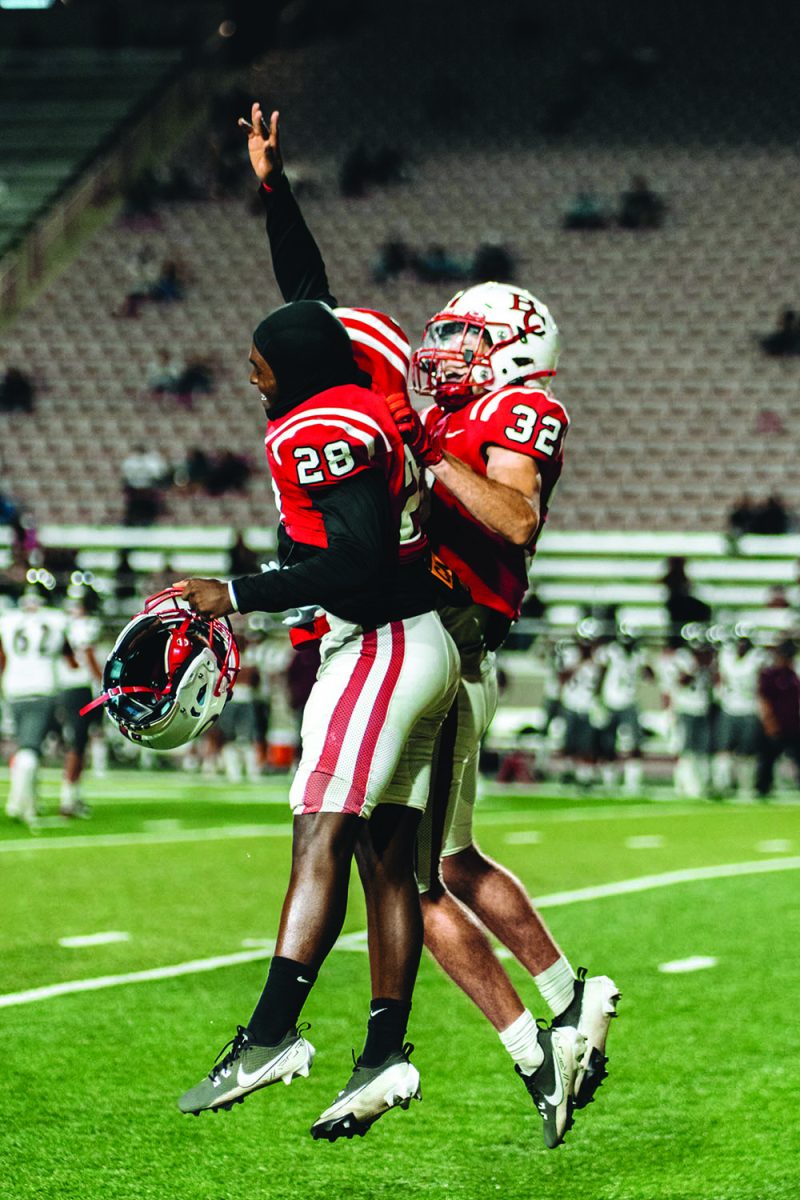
2,769 -> 799,1200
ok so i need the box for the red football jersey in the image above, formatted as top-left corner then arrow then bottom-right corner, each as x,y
306,307 -> 427,562
265,383 -> 418,553
334,307 -> 412,402
422,385 -> 570,619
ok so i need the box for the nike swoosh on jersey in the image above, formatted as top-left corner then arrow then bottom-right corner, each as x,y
444,430 -> 465,439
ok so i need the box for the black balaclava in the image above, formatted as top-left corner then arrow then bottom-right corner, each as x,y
252,300 -> 370,420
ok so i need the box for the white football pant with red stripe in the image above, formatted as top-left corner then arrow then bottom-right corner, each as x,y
289,611 -> 459,818
416,643 -> 498,892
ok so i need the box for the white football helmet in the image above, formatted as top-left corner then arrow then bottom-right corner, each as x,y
411,281 -> 560,408
90,588 -> 239,750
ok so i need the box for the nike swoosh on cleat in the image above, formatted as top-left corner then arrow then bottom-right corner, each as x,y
543,1074 -> 563,1106
237,1052 -> 290,1088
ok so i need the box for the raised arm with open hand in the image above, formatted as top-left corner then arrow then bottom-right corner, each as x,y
238,101 -> 283,187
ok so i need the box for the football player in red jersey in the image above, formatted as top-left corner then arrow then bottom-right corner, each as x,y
175,299 -> 460,1139
241,102 -> 619,1149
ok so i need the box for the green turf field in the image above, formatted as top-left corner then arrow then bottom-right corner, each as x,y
2,768 -> 799,1200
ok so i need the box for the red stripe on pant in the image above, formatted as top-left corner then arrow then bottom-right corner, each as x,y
300,629 -> 378,814
342,622 -> 407,815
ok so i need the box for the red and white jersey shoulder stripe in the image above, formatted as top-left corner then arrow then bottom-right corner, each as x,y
335,307 -> 412,398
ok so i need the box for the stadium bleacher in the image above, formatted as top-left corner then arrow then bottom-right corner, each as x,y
1,0 -> 799,587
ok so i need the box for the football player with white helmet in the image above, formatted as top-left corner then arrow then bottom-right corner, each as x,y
245,102 -> 619,1148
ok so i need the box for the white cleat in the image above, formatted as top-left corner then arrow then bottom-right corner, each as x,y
554,970 -> 620,1108
311,1044 -> 421,1141
178,1025 -> 315,1114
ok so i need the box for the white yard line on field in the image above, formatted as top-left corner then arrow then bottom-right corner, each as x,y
58,932 -> 131,948
659,956 -> 718,973
3,856 -> 800,1009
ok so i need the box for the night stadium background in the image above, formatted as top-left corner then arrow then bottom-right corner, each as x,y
1,3 -> 799,1197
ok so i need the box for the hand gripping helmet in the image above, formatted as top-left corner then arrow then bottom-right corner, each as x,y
411,281 -> 560,408
83,588 -> 239,750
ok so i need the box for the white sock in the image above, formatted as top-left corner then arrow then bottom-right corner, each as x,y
222,744 -> 243,782
712,753 -> 732,793
498,1009 -> 543,1075
623,758 -> 643,794
90,738 -> 108,777
10,749 -> 38,822
61,780 -> 79,809
534,956 -> 576,1017
601,763 -> 618,788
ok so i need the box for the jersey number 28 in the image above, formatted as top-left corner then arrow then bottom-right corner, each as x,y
294,440 -> 356,484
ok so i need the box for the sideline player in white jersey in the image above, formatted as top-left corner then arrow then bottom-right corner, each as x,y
559,637 -> 603,789
712,633 -> 767,796
0,587 -> 73,827
56,590 -> 104,817
667,639 -> 715,798
595,632 -> 651,795
242,102 -> 619,1149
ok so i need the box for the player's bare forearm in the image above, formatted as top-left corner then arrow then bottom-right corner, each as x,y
429,453 -> 539,546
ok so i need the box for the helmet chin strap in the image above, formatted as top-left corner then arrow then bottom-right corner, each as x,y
165,615 -> 194,678
80,617 -> 195,720
79,684 -> 162,717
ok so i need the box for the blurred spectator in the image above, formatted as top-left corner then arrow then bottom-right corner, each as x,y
0,490 -> 20,527
340,144 -> 405,197
563,189 -> 609,230
0,366 -> 35,413
618,175 -> 665,230
148,349 -> 213,410
471,242 -> 515,283
413,244 -> 470,284
755,640 -> 800,798
727,493 -> 757,540
206,451 -> 252,496
114,549 -> 139,604
147,348 -> 190,402
174,447 -> 213,493
116,246 -> 161,318
229,531 -> 260,576
180,355 -> 215,396
121,444 -> 169,526
661,556 -> 711,631
371,240 -> 412,284
766,585 -> 790,610
759,308 -> 800,357
750,494 -> 790,535
150,256 -> 186,303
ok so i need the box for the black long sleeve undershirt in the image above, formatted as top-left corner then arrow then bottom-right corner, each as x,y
261,176 -> 337,307
232,470 -> 396,625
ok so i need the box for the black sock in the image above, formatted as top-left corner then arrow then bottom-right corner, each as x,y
247,956 -> 318,1045
359,998 -> 411,1067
